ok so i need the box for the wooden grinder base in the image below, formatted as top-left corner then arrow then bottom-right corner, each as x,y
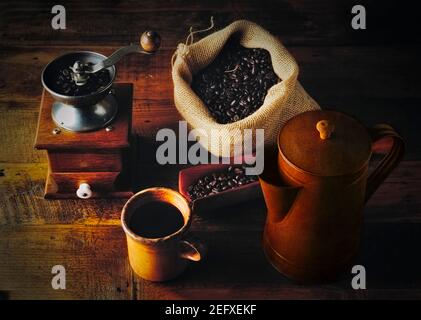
34,83 -> 134,199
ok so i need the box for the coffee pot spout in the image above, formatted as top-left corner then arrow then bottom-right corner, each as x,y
259,146 -> 300,223
261,182 -> 300,223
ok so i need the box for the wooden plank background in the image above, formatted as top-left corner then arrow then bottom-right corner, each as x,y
0,0 -> 420,299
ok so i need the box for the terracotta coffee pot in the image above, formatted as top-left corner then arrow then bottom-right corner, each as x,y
259,110 -> 404,282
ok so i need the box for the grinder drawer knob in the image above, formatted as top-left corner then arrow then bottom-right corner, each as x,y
76,183 -> 92,199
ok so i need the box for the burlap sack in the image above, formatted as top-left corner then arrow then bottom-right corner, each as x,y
172,19 -> 320,157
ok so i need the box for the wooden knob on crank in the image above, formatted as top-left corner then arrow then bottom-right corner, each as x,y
316,120 -> 334,140
76,183 -> 92,199
140,30 -> 161,53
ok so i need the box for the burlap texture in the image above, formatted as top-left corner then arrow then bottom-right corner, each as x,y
172,20 -> 320,157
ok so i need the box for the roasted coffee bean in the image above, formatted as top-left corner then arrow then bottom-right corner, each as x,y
52,62 -> 111,96
187,165 -> 258,201
192,41 -> 280,124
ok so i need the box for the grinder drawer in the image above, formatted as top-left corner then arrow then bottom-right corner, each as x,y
47,150 -> 123,172
44,171 -> 133,199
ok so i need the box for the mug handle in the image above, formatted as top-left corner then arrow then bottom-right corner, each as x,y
365,124 -> 405,202
179,236 -> 207,262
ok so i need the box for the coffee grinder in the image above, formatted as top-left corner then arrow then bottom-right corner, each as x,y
35,31 -> 160,199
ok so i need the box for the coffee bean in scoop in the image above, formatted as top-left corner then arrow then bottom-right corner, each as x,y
187,165 -> 258,201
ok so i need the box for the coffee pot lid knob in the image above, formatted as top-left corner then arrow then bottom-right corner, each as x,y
316,120 -> 335,140
278,110 -> 372,176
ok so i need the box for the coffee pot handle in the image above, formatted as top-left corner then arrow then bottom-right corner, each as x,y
365,124 -> 405,202
179,235 -> 207,262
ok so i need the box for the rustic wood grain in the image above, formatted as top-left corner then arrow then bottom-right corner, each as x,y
2,220 -> 421,299
0,225 -> 133,299
45,172 -> 132,199
1,45 -> 420,163
0,109 -> 46,163
1,0 -> 419,47
2,46 -> 420,107
0,0 -> 420,299
135,222 -> 421,299
48,150 -> 123,172
0,163 -> 126,226
1,160 -> 420,227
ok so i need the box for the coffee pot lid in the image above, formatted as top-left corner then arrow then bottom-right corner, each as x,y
278,110 -> 372,176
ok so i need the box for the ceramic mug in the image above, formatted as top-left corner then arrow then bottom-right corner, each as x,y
121,187 -> 206,282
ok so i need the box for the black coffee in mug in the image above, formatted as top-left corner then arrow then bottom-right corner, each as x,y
121,187 -> 205,282
128,201 -> 184,239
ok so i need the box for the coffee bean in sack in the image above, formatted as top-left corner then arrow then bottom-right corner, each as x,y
191,42 -> 280,124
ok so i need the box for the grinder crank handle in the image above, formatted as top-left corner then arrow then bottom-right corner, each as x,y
88,30 -> 161,73
365,124 -> 405,202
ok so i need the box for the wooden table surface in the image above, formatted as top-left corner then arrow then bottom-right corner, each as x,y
1,0 -> 420,299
